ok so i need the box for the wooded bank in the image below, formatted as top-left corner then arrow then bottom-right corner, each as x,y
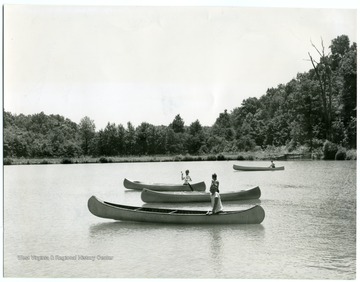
4,35 -> 356,163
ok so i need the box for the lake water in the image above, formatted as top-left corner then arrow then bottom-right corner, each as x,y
3,160 -> 356,279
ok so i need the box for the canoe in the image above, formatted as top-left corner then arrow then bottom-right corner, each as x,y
123,178 -> 206,191
141,186 -> 261,203
87,196 -> 265,224
233,164 -> 285,171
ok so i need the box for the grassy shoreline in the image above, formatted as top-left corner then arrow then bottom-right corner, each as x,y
4,148 -> 356,165
1,152 -> 329,165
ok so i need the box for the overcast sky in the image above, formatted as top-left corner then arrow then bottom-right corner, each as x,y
3,1 -> 358,130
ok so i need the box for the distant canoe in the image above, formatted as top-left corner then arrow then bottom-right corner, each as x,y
233,165 -> 285,171
87,196 -> 265,224
141,186 -> 261,203
123,178 -> 206,191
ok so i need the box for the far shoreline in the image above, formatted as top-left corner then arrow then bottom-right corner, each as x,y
4,150 -> 355,166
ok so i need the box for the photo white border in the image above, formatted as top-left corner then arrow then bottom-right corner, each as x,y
1,1 -> 359,282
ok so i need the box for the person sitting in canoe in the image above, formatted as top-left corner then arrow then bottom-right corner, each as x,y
181,170 -> 193,191
207,173 -> 223,215
269,160 -> 275,168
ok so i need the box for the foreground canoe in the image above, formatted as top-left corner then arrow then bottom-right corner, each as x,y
141,186 -> 261,203
123,178 -> 206,191
88,196 -> 265,224
233,164 -> 285,171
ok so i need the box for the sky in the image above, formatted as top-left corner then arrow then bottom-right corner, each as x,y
3,0 -> 358,130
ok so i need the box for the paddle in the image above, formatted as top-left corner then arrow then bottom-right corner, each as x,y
187,183 -> 194,191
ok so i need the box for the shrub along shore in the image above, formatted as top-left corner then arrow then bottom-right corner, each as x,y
4,148 -> 356,165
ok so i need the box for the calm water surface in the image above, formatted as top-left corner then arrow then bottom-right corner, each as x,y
4,161 -> 356,279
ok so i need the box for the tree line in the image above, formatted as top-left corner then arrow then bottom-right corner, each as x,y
4,35 -> 356,160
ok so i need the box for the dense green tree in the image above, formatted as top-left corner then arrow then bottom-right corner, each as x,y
212,110 -> 234,141
170,114 -> 185,133
330,35 -> 351,69
125,122 -> 136,155
187,120 -> 205,154
98,123 -> 119,156
29,112 -> 48,134
165,127 -> 184,154
116,124 -> 126,155
189,119 -> 202,136
152,126 -> 168,155
338,43 -> 357,148
134,123 -> 165,155
79,116 -> 96,155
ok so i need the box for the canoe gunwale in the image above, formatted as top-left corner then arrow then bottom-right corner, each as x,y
103,200 -> 206,215
101,196 -> 261,215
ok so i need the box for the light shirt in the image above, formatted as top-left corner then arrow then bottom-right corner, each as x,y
182,174 -> 192,184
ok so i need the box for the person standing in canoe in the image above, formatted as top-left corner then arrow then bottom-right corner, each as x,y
181,170 -> 193,191
269,160 -> 275,168
207,173 -> 223,215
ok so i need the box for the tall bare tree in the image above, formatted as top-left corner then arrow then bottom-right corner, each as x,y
308,38 -> 333,141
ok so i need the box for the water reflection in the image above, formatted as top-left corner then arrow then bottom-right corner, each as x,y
89,221 -> 265,239
209,227 -> 224,272
89,221 -> 175,238
206,224 -> 265,277
89,221 -> 198,238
